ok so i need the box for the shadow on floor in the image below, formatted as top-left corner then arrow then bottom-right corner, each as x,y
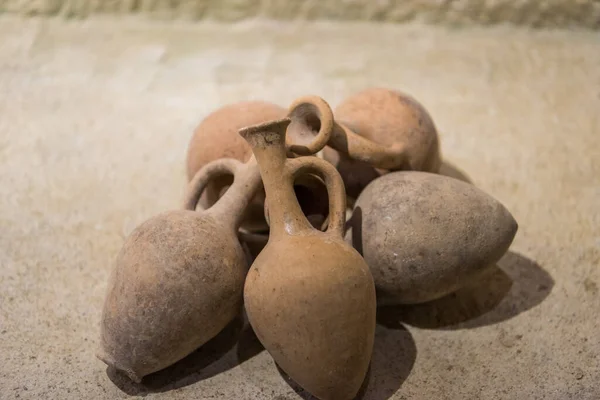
277,324 -> 416,400
377,251 -> 554,330
107,312 -> 263,395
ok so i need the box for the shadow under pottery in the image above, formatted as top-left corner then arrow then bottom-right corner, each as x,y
107,312 -> 263,394
276,324 -> 416,400
377,252 -> 554,330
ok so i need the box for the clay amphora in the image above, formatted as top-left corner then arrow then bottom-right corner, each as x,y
286,90 -> 441,199
98,157 -> 262,382
186,100 -> 286,232
239,118 -> 376,400
347,171 -> 518,305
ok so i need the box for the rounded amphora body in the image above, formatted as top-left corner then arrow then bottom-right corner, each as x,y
325,88 -> 442,198
348,171 -> 518,304
98,210 -> 247,381
98,158 -> 261,382
246,234 -> 375,400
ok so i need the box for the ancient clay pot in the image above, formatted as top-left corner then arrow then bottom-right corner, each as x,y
186,100 -> 286,232
346,171 -> 518,305
286,90 -> 441,199
239,118 -> 376,400
98,157 -> 262,382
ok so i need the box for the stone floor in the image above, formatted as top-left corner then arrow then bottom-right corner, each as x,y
0,16 -> 599,399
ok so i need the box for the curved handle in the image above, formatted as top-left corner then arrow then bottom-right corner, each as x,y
286,96 -> 334,156
286,157 -> 347,238
182,158 -> 243,211
331,122 -> 407,170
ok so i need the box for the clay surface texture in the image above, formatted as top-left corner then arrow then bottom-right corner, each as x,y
348,171 -> 518,304
99,209 -> 248,381
325,88 -> 441,198
186,101 -> 284,233
99,157 -> 262,381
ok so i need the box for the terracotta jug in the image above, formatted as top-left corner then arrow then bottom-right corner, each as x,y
186,98 -> 334,235
186,100 -> 286,232
286,90 -> 442,199
346,171 -> 518,305
239,118 -> 376,400
98,157 -> 262,382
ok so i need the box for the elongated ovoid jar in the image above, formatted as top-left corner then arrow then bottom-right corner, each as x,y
239,118 -> 376,400
347,171 -> 518,304
98,157 -> 262,382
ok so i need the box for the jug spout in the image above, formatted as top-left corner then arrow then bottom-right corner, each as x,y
239,118 -> 313,237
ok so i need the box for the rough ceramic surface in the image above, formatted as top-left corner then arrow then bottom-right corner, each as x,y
186,100 -> 284,232
98,158 -> 262,381
288,95 -> 407,170
186,101 -> 284,180
324,88 -> 441,198
347,171 -> 518,305
1,0 -> 599,29
240,119 -> 376,400
186,97 -> 332,234
1,17 -> 599,399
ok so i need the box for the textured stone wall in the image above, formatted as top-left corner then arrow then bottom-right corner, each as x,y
1,0 -> 599,29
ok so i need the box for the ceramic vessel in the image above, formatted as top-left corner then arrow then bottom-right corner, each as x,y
240,118 -> 376,400
346,171 -> 518,305
186,98 -> 335,234
98,157 -> 262,382
186,100 -> 286,232
286,90 -> 442,198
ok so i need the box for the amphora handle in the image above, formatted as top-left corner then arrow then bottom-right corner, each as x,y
286,96 -> 334,156
287,95 -> 407,170
182,158 -> 244,211
286,157 -> 347,238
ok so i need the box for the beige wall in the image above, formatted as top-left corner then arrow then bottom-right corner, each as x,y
1,0 -> 599,29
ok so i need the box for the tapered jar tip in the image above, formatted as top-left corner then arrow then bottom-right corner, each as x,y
238,118 -> 292,147
96,348 -> 143,383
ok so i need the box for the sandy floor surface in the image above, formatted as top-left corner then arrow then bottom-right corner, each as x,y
0,16 -> 599,399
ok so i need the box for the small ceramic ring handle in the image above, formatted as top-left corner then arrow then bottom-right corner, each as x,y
286,96 -> 334,156
288,95 -> 407,170
183,158 -> 244,211
286,156 -> 347,238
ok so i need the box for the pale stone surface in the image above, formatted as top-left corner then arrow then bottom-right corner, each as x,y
0,0 -> 599,29
0,16 -> 599,399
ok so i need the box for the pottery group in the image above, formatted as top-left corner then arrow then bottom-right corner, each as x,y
98,88 -> 518,400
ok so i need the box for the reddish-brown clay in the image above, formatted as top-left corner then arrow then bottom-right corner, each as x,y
98,157 -> 262,382
186,100 -> 286,232
186,101 -> 285,180
239,119 -> 376,400
346,171 -> 518,305
288,89 -> 441,198
186,99 -> 335,234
